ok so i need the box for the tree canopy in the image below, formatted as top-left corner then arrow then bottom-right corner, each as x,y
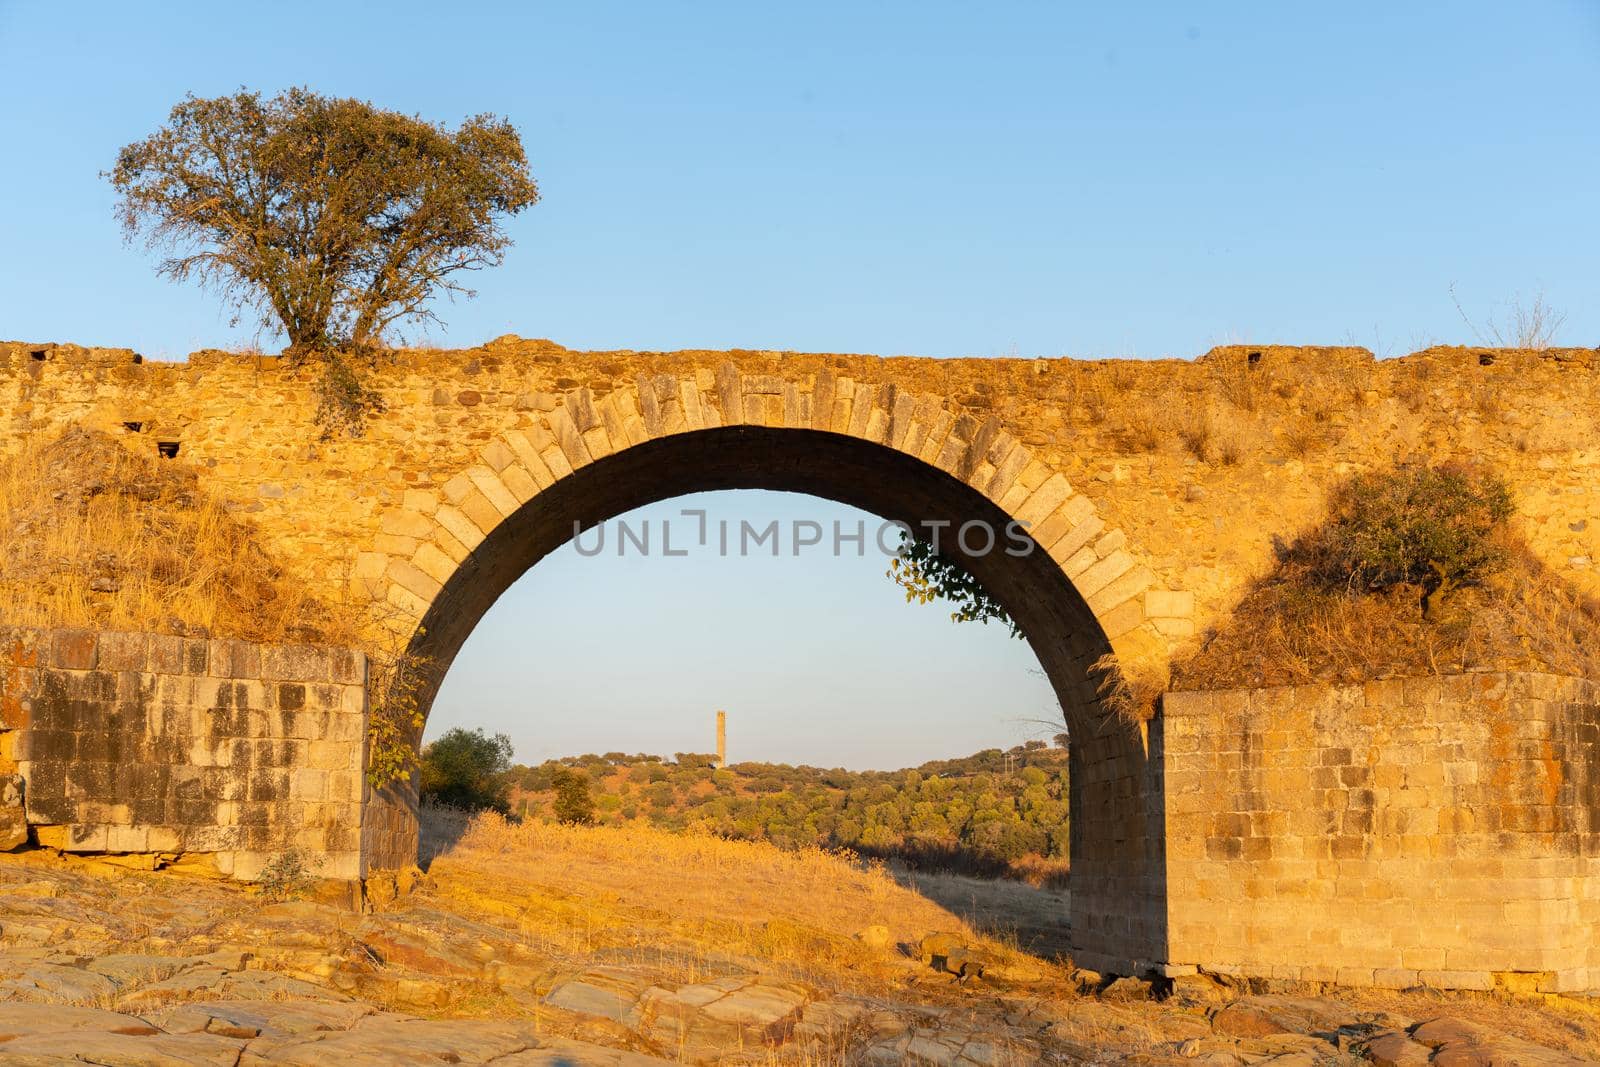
109,88 -> 538,430
419,727 -> 515,813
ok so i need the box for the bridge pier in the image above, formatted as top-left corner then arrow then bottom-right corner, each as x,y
3,640 -> 1598,991
1161,673 -> 1600,993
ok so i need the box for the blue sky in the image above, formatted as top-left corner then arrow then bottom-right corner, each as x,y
2,3 -> 1596,766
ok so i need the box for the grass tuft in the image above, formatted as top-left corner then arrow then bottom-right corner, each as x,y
0,426 -> 360,644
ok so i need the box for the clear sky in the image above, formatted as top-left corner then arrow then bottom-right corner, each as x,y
2,3 -> 1596,767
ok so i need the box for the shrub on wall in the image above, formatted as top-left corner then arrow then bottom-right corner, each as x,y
1291,463 -> 1514,616
1175,461 -> 1600,689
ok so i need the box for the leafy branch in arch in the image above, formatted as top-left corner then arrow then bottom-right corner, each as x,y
888,529 -> 1022,638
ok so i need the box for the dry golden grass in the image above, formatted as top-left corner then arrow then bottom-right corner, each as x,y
1212,359 -> 1260,413
0,426 -> 359,645
1092,651 -> 1169,725
1173,543 -> 1600,691
891,865 -> 1072,961
1176,411 -> 1213,461
419,804 -> 1069,994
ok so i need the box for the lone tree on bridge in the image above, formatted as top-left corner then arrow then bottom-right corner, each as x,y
108,87 -> 539,434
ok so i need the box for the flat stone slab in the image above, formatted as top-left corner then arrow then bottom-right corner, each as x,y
239,1018 -> 544,1065
0,1002 -> 161,1040
1410,1015 -> 1594,1066
1210,995 -> 1358,1039
154,998 -> 378,1039
0,1029 -> 245,1065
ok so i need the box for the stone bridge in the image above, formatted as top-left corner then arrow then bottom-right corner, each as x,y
1,336 -> 1598,989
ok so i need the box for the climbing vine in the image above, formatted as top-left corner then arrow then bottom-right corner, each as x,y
365,633 -> 431,790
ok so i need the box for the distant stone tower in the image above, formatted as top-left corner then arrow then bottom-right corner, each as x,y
716,710 -> 726,769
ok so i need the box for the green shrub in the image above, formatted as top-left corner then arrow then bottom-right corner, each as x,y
419,728 -> 515,813
552,768 -> 596,825
259,848 -> 316,899
1292,463 -> 1513,615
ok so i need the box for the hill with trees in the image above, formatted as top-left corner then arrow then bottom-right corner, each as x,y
496,740 -> 1071,884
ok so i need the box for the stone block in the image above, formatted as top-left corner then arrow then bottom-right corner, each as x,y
1086,564 -> 1153,616
95,631 -> 147,672
387,559 -> 442,602
401,488 -> 440,514
106,824 -> 149,852
208,639 -> 261,679
1372,967 -> 1419,989
499,463 -> 538,504
0,774 -> 26,850
309,740 -> 358,772
1015,473 -> 1073,527
434,504 -> 486,552
1075,549 -> 1133,599
1099,598 -> 1145,640
144,825 -> 182,853
51,630 -> 97,670
1144,589 -> 1194,619
261,645 -> 328,683
1419,969 -> 1494,991
327,649 -> 365,686
380,508 -> 435,539
46,823 -> 109,852
465,465 -> 520,517
412,542 -> 457,587
458,490 -> 503,536
291,767 -> 329,801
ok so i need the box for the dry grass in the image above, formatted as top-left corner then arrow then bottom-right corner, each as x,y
1212,430 -> 1245,466
892,865 -> 1072,961
1107,401 -> 1165,453
1279,423 -> 1329,458
418,804 -> 1068,994
1213,360 -> 1260,413
1176,411 -> 1213,461
1174,543 -> 1600,691
1092,651 -> 1169,725
0,426 -> 359,644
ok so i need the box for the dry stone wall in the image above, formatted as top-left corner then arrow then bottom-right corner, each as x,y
0,627 -> 370,880
3,338 -> 1600,984
1163,672 -> 1600,993
2,338 -> 1596,676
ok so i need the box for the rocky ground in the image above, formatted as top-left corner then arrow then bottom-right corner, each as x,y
1,822 -> 1598,1065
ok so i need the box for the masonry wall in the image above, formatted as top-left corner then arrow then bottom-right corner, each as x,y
361,779 -> 420,873
0,628 -> 370,881
1163,673 -> 1600,993
1068,727 -> 1169,975
3,339 -> 1599,683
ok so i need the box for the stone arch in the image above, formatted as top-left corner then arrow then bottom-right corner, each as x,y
354,364 -> 1185,974
358,365 -> 1183,674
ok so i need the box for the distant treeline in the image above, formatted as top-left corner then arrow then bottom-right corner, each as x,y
505,740 -> 1070,882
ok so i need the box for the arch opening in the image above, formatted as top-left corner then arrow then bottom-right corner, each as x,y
411,426 -> 1113,736
393,424 -> 1169,977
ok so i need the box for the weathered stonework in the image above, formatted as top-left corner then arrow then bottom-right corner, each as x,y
1163,672 -> 1600,993
2,337 -> 1599,983
361,779 -> 420,872
5,339 -> 1596,674
0,628 -> 370,881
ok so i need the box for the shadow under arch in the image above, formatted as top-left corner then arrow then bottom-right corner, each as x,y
407,425 -> 1167,976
